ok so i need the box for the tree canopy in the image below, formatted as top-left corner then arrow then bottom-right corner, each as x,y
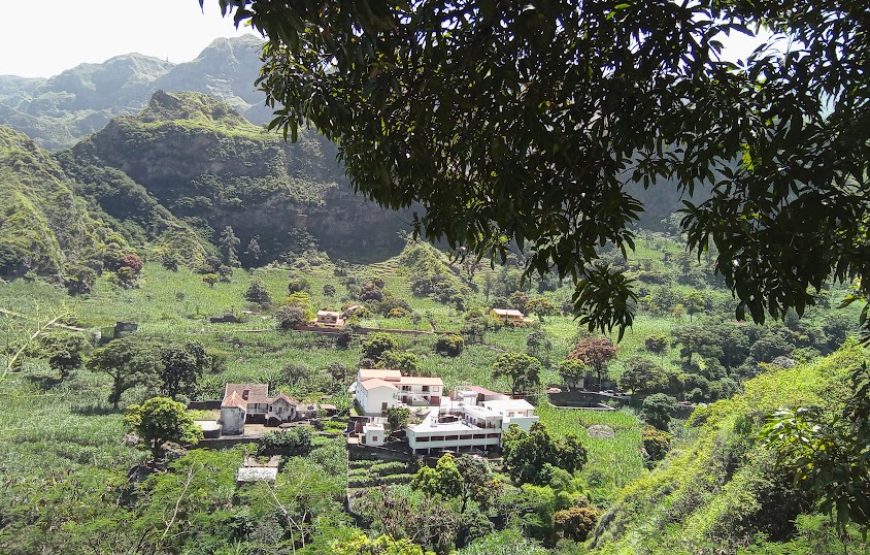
206,0 -> 868,338
87,337 -> 160,408
124,396 -> 202,459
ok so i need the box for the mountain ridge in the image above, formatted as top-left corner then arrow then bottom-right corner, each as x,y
0,35 -> 267,150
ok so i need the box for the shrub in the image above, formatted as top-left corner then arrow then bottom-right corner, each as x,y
553,506 -> 601,542
641,426 -> 672,465
435,334 -> 464,357
361,333 -> 398,362
276,305 -> 306,331
287,274 -> 310,293
387,407 -> 410,431
258,427 -> 312,456
245,281 -> 272,306
642,393 -> 679,431
644,334 -> 669,354
378,350 -> 420,373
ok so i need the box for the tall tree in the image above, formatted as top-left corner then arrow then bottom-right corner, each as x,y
492,353 -> 542,394
87,337 -> 160,408
218,225 -> 240,267
619,356 -> 669,396
501,422 -> 588,485
245,236 -> 262,265
124,396 -> 202,459
37,331 -> 89,380
159,342 -> 210,400
206,1 -> 869,338
412,453 -> 495,514
569,337 -> 617,389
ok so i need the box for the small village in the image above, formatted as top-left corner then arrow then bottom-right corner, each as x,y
186,307 -> 562,487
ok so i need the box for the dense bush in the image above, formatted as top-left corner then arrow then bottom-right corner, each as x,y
641,394 -> 679,431
553,505 -> 601,542
258,427 -> 313,456
641,426 -> 672,465
361,333 -> 399,362
435,334 -> 464,357
276,305 -> 306,330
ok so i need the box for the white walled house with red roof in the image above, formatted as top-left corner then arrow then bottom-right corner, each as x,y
352,369 -> 444,415
356,378 -> 401,415
219,383 -> 302,435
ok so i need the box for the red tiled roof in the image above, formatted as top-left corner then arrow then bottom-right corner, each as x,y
221,391 -> 248,410
271,393 -> 300,406
224,383 -> 269,398
360,378 -> 399,391
359,369 -> 402,382
399,376 -> 444,386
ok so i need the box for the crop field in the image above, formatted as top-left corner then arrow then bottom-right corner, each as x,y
537,403 -> 647,504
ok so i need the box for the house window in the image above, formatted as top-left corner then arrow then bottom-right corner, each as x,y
430,436 -> 444,441
381,402 -> 388,410
372,436 -> 378,442
417,437 -> 430,442
422,386 -> 430,392
445,435 -> 459,441
402,385 -> 411,391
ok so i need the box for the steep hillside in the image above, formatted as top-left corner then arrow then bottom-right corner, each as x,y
68,91 -> 408,264
590,344 -> 869,555
0,126 -> 117,279
0,36 -> 266,150
54,154 -> 212,266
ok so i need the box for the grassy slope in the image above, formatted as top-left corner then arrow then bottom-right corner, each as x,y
0,126 -> 116,278
590,344 -> 869,555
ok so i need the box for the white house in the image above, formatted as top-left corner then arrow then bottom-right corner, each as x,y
220,391 -> 248,435
315,310 -> 344,326
397,376 -> 443,407
362,421 -> 385,447
356,378 -> 401,415
405,387 -> 539,454
353,369 -> 443,415
219,383 -> 301,435
491,308 -> 525,323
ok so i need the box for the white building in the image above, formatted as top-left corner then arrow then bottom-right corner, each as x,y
356,378 -> 401,415
397,376 -> 443,407
491,308 -> 525,323
353,368 -> 444,415
362,421 -> 385,447
219,383 -> 301,435
315,310 -> 344,326
406,388 -> 539,454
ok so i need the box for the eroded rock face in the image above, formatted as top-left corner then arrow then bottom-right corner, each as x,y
70,91 -> 409,264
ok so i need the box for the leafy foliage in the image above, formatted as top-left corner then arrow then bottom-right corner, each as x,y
206,0 -> 870,336
502,422 -> 588,486
492,352 -> 542,394
641,393 -> 679,431
760,364 -> 870,534
123,396 -> 201,458
362,333 -> 399,363
569,337 -> 617,388
87,336 -> 160,408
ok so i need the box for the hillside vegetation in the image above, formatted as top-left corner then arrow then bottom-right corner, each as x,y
592,344 -> 869,555
0,126 -> 119,279
67,90 -> 408,264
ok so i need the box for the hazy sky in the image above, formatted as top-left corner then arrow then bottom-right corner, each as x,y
0,1 -> 767,78
0,1 -> 253,78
